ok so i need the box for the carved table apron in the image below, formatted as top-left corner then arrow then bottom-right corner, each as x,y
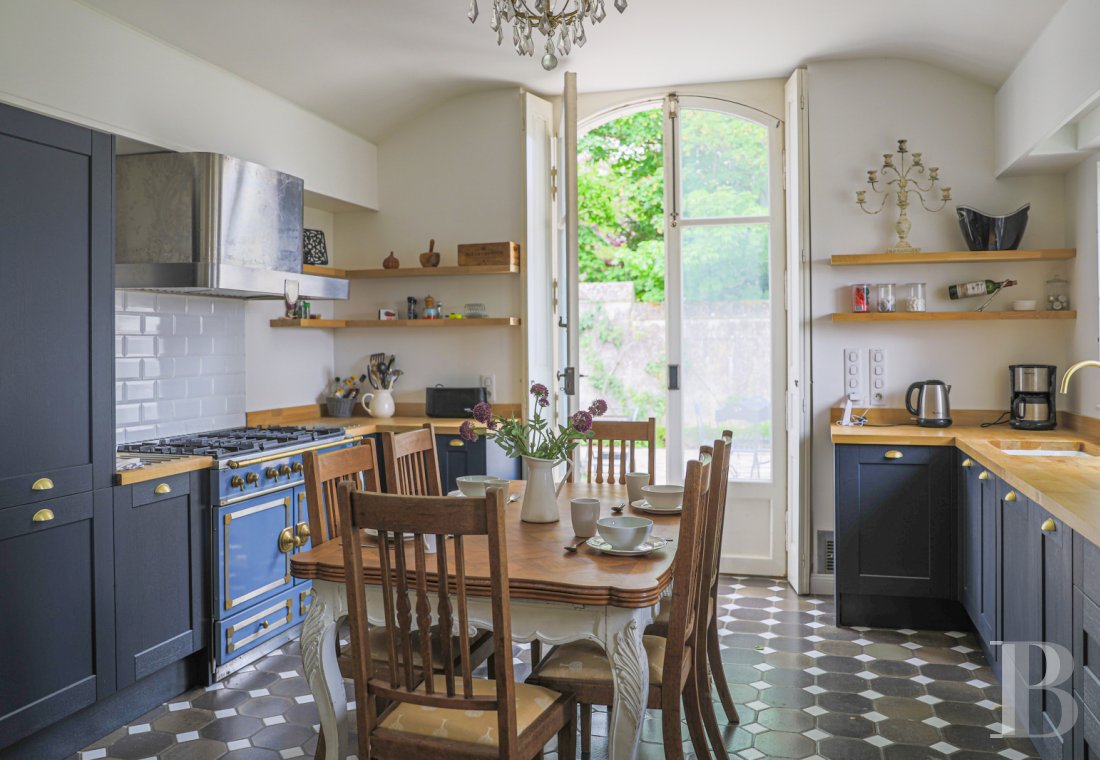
291,482 -> 679,760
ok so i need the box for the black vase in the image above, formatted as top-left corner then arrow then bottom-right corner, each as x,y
955,203 -> 1030,251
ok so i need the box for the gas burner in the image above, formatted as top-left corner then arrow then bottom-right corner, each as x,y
118,425 -> 346,461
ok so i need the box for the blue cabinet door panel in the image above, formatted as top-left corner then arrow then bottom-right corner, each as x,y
216,494 -> 294,616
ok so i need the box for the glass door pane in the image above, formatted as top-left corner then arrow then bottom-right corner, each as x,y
680,223 -> 772,481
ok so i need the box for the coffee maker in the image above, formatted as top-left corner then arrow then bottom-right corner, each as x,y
1009,365 -> 1057,430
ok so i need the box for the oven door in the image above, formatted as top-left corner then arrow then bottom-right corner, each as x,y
214,489 -> 295,618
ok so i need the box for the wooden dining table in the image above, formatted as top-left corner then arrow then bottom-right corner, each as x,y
289,481 -> 682,760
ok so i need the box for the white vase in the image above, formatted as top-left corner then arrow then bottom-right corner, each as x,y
359,389 -> 395,418
520,456 -> 573,523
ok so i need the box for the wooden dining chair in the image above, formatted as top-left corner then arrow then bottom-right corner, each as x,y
568,417 -> 656,485
302,440 -> 493,759
381,423 -> 444,496
526,452 -> 714,759
336,484 -> 577,759
646,432 -> 738,755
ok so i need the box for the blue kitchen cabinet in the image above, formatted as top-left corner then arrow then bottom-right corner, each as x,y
1074,535 -> 1100,760
113,472 -> 209,690
835,444 -> 958,627
960,459 -> 1000,666
435,434 -> 521,493
1030,501 -> 1073,760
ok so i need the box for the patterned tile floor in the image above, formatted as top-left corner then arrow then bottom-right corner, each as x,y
74,576 -> 1039,759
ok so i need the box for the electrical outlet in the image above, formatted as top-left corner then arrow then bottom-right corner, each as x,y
479,374 -> 496,400
869,348 -> 887,406
843,348 -> 866,403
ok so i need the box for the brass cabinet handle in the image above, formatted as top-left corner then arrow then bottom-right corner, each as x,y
31,478 -> 54,491
961,458 -> 973,468
449,439 -> 465,448
884,450 -> 903,459
278,526 -> 296,553
32,508 -> 55,523
1041,518 -> 1057,532
260,621 -> 270,629
295,522 -> 311,547
979,471 -> 990,480
1004,491 -> 1017,502
154,483 -> 172,495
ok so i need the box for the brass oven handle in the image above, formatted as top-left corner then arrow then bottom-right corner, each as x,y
154,483 -> 172,495
1041,518 -> 1057,533
32,508 -> 55,523
278,526 -> 296,553
884,450 -> 903,459
32,478 -> 54,491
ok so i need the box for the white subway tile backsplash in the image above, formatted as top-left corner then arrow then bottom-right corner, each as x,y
124,380 -> 155,402
116,292 -> 247,442
123,335 -> 155,357
116,314 -> 142,334
156,378 -> 188,400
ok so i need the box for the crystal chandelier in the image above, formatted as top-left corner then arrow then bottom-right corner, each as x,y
468,0 -> 627,71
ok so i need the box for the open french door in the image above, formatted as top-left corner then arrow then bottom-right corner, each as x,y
522,90 -> 555,419
554,72 -> 579,428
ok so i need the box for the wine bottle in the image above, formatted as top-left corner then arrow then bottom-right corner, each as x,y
948,279 -> 1017,300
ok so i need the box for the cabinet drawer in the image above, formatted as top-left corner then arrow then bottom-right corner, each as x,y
1078,534 -> 1100,609
0,465 -> 93,511
0,490 -> 93,539
131,472 -> 191,508
217,591 -> 297,663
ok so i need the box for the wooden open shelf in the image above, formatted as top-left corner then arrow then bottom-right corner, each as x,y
271,317 -> 521,329
345,264 -> 519,279
830,249 -> 1076,266
832,310 -> 1076,322
302,264 -> 347,277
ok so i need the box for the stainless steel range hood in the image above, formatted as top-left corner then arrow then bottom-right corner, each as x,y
115,152 -> 348,300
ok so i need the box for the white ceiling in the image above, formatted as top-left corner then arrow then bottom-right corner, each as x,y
80,0 -> 1065,144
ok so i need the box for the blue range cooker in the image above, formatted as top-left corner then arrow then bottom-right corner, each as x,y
121,426 -> 357,679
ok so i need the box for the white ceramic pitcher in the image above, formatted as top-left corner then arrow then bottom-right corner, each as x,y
360,389 -> 395,418
520,456 -> 573,523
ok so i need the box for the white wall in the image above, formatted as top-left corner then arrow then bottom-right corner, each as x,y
244,206 -> 338,412
0,0 -> 378,208
808,59 -> 1069,561
994,0 -> 1100,174
331,89 -> 525,405
1063,156 -> 1100,417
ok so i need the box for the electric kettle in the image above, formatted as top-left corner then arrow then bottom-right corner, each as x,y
906,379 -> 953,428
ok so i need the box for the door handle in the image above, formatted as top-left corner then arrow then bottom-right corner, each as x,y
154,483 -> 172,495
978,471 -> 990,480
1004,491 -> 1017,502
32,508 -> 55,523
278,527 -> 296,553
449,439 -> 464,447
295,522 -> 311,547
961,458 -> 973,468
884,450 -> 903,459
1040,518 -> 1057,532
31,478 -> 54,491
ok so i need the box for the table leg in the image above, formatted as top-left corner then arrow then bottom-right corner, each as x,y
603,609 -> 650,760
301,583 -> 348,760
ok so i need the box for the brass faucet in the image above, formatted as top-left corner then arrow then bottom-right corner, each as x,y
1059,360 -> 1100,394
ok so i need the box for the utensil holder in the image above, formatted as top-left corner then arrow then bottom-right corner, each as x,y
325,396 -> 356,418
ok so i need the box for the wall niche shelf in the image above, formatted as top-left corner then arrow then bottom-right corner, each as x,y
832,311 -> 1076,323
271,317 -> 521,329
830,249 -> 1076,266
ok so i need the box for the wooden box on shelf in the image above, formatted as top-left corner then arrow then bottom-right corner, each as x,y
457,241 -> 520,267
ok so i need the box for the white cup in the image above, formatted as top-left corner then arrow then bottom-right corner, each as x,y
570,498 -> 601,538
625,472 -> 650,504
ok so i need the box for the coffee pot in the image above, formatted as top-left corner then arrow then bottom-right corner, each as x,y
905,380 -> 952,428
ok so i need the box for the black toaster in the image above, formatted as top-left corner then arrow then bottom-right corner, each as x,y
425,385 -> 488,418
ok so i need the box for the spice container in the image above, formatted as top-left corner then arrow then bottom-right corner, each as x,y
900,282 -> 927,312
1046,274 -> 1070,311
852,284 -> 870,313
875,283 -> 896,313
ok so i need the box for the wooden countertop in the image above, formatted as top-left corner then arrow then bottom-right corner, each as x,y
114,455 -> 214,485
831,413 -> 1100,548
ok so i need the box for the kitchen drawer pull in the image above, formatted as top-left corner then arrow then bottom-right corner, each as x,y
260,620 -> 270,629
884,450 -> 903,459
961,458 -> 973,468
979,471 -> 990,480
31,478 -> 54,491
1004,491 -> 1017,502
31,508 -> 55,523
154,483 -> 172,495
1041,518 -> 1057,533
449,439 -> 465,448
278,526 -> 296,553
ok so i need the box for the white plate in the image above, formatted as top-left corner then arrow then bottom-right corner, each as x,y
631,498 -> 682,514
586,536 -> 670,556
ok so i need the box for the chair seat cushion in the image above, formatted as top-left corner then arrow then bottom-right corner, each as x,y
378,674 -> 562,747
530,635 -> 667,686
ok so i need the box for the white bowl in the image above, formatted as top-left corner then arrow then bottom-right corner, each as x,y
456,475 -> 509,497
641,484 -> 684,510
596,516 -> 654,550
1013,300 -> 1037,311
